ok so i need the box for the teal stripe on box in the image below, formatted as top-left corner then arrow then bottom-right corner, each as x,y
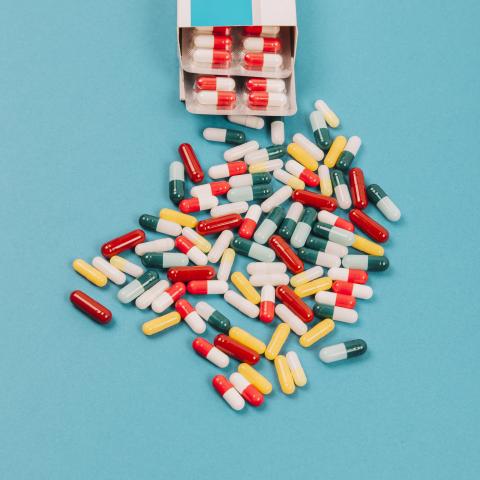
191,0 -> 253,26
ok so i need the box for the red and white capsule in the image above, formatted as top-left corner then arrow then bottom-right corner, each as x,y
195,76 -> 236,91
285,160 -> 320,187
239,204 -> 262,239
244,52 -> 282,69
229,372 -> 264,406
187,280 -> 229,295
315,291 -> 356,309
317,210 -> 354,232
212,375 -> 245,411
243,37 -> 281,53
191,181 -> 230,198
175,298 -> 206,334
194,35 -> 233,51
245,77 -> 286,93
248,92 -> 287,109
179,196 -> 218,213
151,282 -> 186,313
259,285 -> 275,323
193,48 -> 232,66
175,236 -> 208,266
332,281 -> 373,299
327,267 -> 368,284
192,338 -> 230,368
208,161 -> 247,179
243,26 -> 280,37
197,91 -> 236,108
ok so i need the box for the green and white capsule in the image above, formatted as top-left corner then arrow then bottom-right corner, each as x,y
229,172 -> 271,188
342,255 -> 389,271
312,222 -> 355,246
227,184 -> 273,202
253,206 -> 286,244
331,169 -> 352,210
141,252 -> 189,268
313,304 -> 358,324
231,236 -> 276,262
244,144 -> 287,165
337,136 -> 362,171
298,247 -> 341,268
319,339 -> 367,363
305,235 -> 348,257
169,161 -> 185,205
278,202 -> 303,240
290,207 -> 317,249
195,301 -> 231,333
224,140 -> 259,162
367,184 -> 401,222
117,270 -> 159,304
309,110 -> 332,151
203,127 -> 246,145
138,214 -> 182,236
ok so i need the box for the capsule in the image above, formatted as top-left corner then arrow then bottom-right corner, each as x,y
367,184 -> 401,222
259,285 -> 275,323
117,271 -> 159,304
231,236 -> 276,262
285,160 -> 319,187
297,247 -> 341,269
324,136 -> 347,169
286,351 -> 307,387
349,167 -> 368,210
227,115 -> 265,130
238,204 -> 262,239
141,252 -> 189,269
275,304 -> 307,336
203,128 -> 245,146
70,290 -> 112,325
110,255 -> 144,277
243,36 -> 281,53
304,236 -> 348,258
332,280 -> 373,300
291,190 -> 337,212
175,298 -> 207,334
175,236 -> 208,266
331,169 -> 352,210
231,271 -> 260,304
72,259 -> 108,287
313,303 -> 358,324
292,133 -> 324,162
194,34 -> 233,50
319,339 -> 367,363
192,338 -> 229,368
243,25 -> 280,36
273,169 -> 305,190
142,311 -> 181,336
229,326 -> 266,355
315,291 -> 356,309
187,280 -> 228,295
238,363 -> 272,395
261,185 -> 292,213
196,76 -> 236,91
318,165 -> 333,196
193,48 -> 231,66
248,92 -> 287,109
309,110 -> 331,151
224,290 -> 260,318
299,319 -> 335,348
151,282 -> 186,313
342,255 -> 390,271
254,206 -> 285,244
317,210 -> 354,232
290,207 -> 317,249
212,375 -> 245,411
182,227 -> 212,254
138,214 -> 182,236
159,208 -> 197,228
327,267 -> 368,284
196,301 -> 231,333
178,143 -> 204,183
249,273 -> 290,287
229,373 -> 264,406
278,202 -> 303,240
337,136 -> 362,171
135,279 -> 170,310
207,230 -> 234,263
270,117 -> 285,145
92,256 -> 126,285
287,143 -> 318,171
217,248 -> 235,281
135,238 -> 175,256
268,234 -> 304,274
229,172 -> 271,188
312,222 -> 355,246
275,285 -> 314,323
274,355 -> 295,395
224,140 -> 259,162
314,99 -> 340,128
214,334 -> 260,365
211,201 -> 249,217
246,262 -> 287,275
245,145 -> 287,165
167,267 -> 214,285
290,266 -> 324,288
244,53 -> 283,70
351,234 -> 384,256
169,161 -> 185,204
246,78 -> 285,93
294,277 -> 332,298
196,214 -> 243,235
208,161 -> 248,179
101,229 -> 146,258
191,181 -> 230,198
265,323 -> 290,360
248,159 -> 284,174
349,209 -> 389,243
227,184 -> 272,203
195,26 -> 231,35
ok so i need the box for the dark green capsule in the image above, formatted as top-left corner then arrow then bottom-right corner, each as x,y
141,252 -> 189,269
266,144 -> 287,160
310,111 -> 332,151
331,169 -> 347,187
267,206 -> 287,226
169,161 -> 185,205
251,172 -> 272,185
313,303 -> 335,319
337,137 -> 361,171
278,218 -> 297,240
312,221 -> 334,240
297,247 -> 320,265
305,235 -> 329,252
300,207 -> 317,225
368,256 -> 389,271
139,214 -> 160,232
344,339 -> 368,358
225,129 -> 246,145
207,310 -> 231,334
366,184 -> 387,204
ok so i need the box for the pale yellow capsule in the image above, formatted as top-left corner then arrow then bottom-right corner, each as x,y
274,355 -> 295,395
159,208 -> 197,228
323,136 -> 347,168
72,259 -> 108,287
142,312 -> 181,336
287,143 -> 318,171
299,319 -> 335,348
294,277 -> 332,298
231,271 -> 260,305
290,267 -> 324,288
318,165 -> 333,196
265,323 -> 290,360
229,326 -> 266,355
315,99 -> 340,128
183,227 -> 211,253
352,234 -> 384,256
238,363 -> 273,394
286,351 -> 307,387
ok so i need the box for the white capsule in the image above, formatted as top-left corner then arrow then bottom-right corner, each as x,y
206,346 -> 230,368
208,163 -> 235,179
227,115 -> 265,129
271,118 -> 285,144
224,140 -> 259,162
92,256 -> 126,285
261,284 -> 275,302
247,262 -> 287,275
284,202 -> 304,224
222,385 -> 246,411
290,266 -> 324,288
217,248 -> 235,281
334,184 -> 352,210
183,311 -> 207,334
286,351 -> 307,387
208,230 -> 234,263
186,245 -> 209,266
290,221 -> 312,249
318,165 -> 333,196
292,133 -> 324,162
312,251 -> 342,268
109,256 -> 144,278
193,48 -> 225,64
261,185 -> 292,213
285,159 -> 306,178
151,291 -> 175,313
314,99 -> 340,128
273,169 -> 305,190
242,203 -> 262,224
244,148 -> 270,165
327,268 -> 358,281
203,128 -> 228,143
243,37 -> 270,51
377,196 -> 402,222
253,218 -> 278,245
248,159 -> 283,174
229,174 -> 259,187
197,91 -> 232,106
155,219 -> 182,236
344,136 -> 362,156
319,343 -> 352,363
315,291 -> 344,306
135,238 -> 175,256
349,284 -> 373,300
194,35 -> 227,49
275,304 -> 308,336
342,255 -> 369,270
252,54 -> 283,69
210,201 -> 249,218
329,306 -> 359,324
135,280 -> 169,310
249,273 -> 290,287
224,290 -> 259,318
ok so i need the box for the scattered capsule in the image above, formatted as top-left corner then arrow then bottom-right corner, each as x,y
142,311 -> 181,336
178,143 -> 204,183
139,214 -> 182,236
292,190 -> 337,212
195,75 -> 235,90
260,185 -> 292,213
268,234 -> 304,274
70,290 -> 112,325
349,167 -> 368,210
227,184 -> 272,203
208,161 -> 247,179
229,326 -> 266,355
286,351 -> 307,387
214,334 -> 260,365
167,266 -> 215,283
275,304 -> 308,336
159,208 -> 197,228
249,273 -> 290,287
367,184 -> 401,222
224,290 -> 260,318
285,160 -> 319,187
191,181 -> 230,198
196,301 -> 231,333
182,227 -> 212,253
312,221 -> 355,246
247,78 -> 286,93
314,99 -> 340,128
231,271 -> 260,304
203,127 -> 245,145
245,144 -> 287,165
298,247 -> 341,268
72,259 -> 108,287
317,210 -> 354,232
227,115 -> 265,130
342,255 -> 389,271
187,280 -> 229,295
229,372 -> 264,407
207,230 -> 234,263
290,266 -> 324,288
135,280 -> 170,310
217,248 -> 235,282
287,142 -> 318,171
212,375 -> 245,411
331,169 -> 352,210
110,255 -> 144,277
117,271 -> 159,304
324,136 -> 347,169
151,282 -> 186,313
337,136 -> 362,171
253,206 -> 286,244
92,256 -> 126,285
290,207 -> 317,249
318,165 -> 333,196
292,133 -> 324,162
248,159 -> 284,174
315,291 -> 356,309
278,202 -> 303,240
169,161 -> 185,204
238,363 -> 272,395
313,303 -> 358,324
327,267 -> 369,284
270,117 -> 285,145
179,195 -> 218,214
352,234 -> 384,256
243,36 -> 281,53
275,285 -> 314,323
101,229 -> 146,258
248,91 -> 287,109
274,355 -> 295,395
246,262 -> 287,275
211,201 -> 249,217
294,277 -> 332,298
310,110 -> 331,151
192,338 -> 229,368
229,172 -> 271,187
196,214 -> 243,235
175,236 -> 208,266
319,339 -> 367,363
350,209 -> 389,243
141,252 -> 189,269
304,235 -> 348,258
265,323 -> 290,360
299,319 -> 335,347
238,204 -> 262,239
175,298 -> 207,334
224,140 -> 259,162
259,285 -> 275,323
273,169 -> 305,190
332,280 -> 373,300
135,238 -> 175,256
231,236 -> 276,262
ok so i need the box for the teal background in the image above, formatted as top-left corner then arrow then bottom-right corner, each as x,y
191,0 -> 253,26
1,0 -> 479,479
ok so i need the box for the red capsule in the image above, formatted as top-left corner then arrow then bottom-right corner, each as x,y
349,168 -> 368,210
167,266 -> 215,282
70,290 -> 112,325
268,235 -> 304,274
196,214 -> 243,235
349,209 -> 389,243
164,282 -> 187,302
344,269 -> 369,284
210,35 -> 233,50
175,235 -> 195,254
209,26 -> 231,35
193,337 -> 214,357
238,217 -> 257,239
292,190 -> 337,212
332,281 -> 368,297
247,37 -> 281,53
175,298 -> 195,318
101,229 -> 145,258
246,78 -> 269,92
178,143 -> 204,184
275,285 -> 314,323
259,289 -> 275,323
187,280 -> 227,295
192,181 -> 230,197
195,76 -> 222,91
298,168 -> 320,187
227,161 -> 248,177
214,334 -> 260,365
178,196 -> 217,213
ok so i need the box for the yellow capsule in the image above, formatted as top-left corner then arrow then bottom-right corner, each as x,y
159,208 -> 197,228
274,355 -> 295,395
290,267 -> 324,288
231,271 -> 260,304
142,312 -> 181,336
352,234 -> 384,256
299,319 -> 335,348
248,161 -> 271,174
238,363 -> 273,395
222,248 -> 235,263
110,255 -> 144,276
286,351 -> 307,387
294,277 -> 332,298
315,99 -> 340,128
229,326 -> 266,355
286,176 -> 305,190
287,143 -> 318,171
72,259 -> 108,287
184,228 -> 211,253
318,165 -> 333,196
323,136 -> 347,168
265,323 -> 290,360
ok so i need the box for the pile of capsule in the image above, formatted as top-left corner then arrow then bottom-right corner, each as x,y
70,99 -> 401,411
